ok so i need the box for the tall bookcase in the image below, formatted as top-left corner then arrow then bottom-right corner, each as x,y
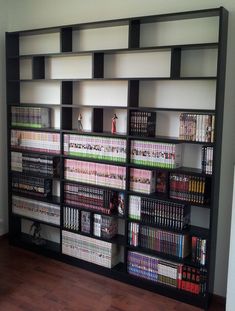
6,7 -> 228,309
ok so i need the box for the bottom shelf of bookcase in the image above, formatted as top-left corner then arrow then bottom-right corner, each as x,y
9,236 -> 210,309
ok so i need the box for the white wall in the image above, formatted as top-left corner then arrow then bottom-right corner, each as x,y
0,0 -> 8,236
3,0 -> 235,297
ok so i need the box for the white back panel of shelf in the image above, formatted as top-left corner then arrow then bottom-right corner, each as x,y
181,49 -> 218,77
104,51 -> 171,78
139,80 -> 216,110
103,108 -> 127,134
21,219 -> 60,243
53,180 -> 61,197
21,81 -> 61,105
20,33 -> 60,55
20,58 -> 32,80
181,144 -> 202,169
50,107 -> 61,129
72,107 -> 93,132
73,25 -> 128,52
73,81 -> 128,107
190,206 -> 210,229
140,17 -> 219,47
45,56 -> 92,79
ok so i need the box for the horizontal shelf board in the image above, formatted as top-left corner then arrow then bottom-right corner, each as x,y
62,203 -> 125,220
10,126 -> 61,133
9,103 -> 62,108
62,154 -> 127,166
127,245 -> 206,268
62,129 -> 127,138
10,148 -> 60,157
62,229 -> 125,245
10,171 -> 60,180
61,105 -> 128,110
127,191 -> 211,209
129,107 -> 216,113
128,135 -> 214,146
12,213 -> 60,228
8,7 -> 221,36
12,42 -> 218,59
12,191 -> 61,205
128,164 -> 212,177
12,233 -> 60,253
62,178 -> 126,192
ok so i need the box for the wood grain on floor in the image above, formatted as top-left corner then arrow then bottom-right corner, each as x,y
0,238 -> 225,311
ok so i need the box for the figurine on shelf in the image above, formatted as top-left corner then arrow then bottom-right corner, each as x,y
29,221 -> 45,246
111,113 -> 118,134
77,113 -> 83,132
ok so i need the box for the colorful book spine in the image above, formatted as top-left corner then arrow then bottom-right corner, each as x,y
131,141 -> 182,169
179,113 -> 215,143
130,111 -> 156,137
64,159 -> 126,190
11,151 -> 59,177
130,168 -> 156,194
11,130 -> 60,154
12,175 -> 52,197
11,106 -> 51,128
127,251 -> 207,295
191,236 -> 207,266
128,195 -> 190,231
62,230 -> 120,268
64,134 -> 126,163
201,146 -> 213,175
128,223 -> 191,259
169,173 -> 208,204
12,195 -> 60,225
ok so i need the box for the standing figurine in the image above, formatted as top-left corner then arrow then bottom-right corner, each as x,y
77,113 -> 83,132
30,222 -> 45,245
111,113 -> 118,134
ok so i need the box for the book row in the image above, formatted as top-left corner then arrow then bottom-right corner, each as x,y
64,207 -> 118,239
12,195 -> 60,225
11,106 -> 51,128
169,174 -> 208,204
64,182 -> 123,215
201,146 -> 213,175
129,195 -> 190,231
179,113 -> 215,143
131,141 -> 182,169
129,111 -> 156,137
127,251 -> 207,295
64,134 -> 126,162
192,236 -> 207,266
128,222 -> 191,259
130,168 -> 156,194
64,159 -> 126,189
11,130 -> 60,154
62,230 -> 120,268
12,175 -> 52,197
11,152 -> 60,177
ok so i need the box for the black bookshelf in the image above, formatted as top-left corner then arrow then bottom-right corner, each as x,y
6,7 -> 228,310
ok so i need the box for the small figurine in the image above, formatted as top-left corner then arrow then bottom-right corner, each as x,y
77,113 -> 83,132
29,222 -> 45,245
111,113 -> 118,134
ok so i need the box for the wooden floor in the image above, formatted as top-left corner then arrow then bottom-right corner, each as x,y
0,238 -> 224,311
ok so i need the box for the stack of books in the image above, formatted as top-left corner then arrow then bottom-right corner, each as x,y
63,206 -> 80,231
191,236 -> 207,266
93,214 -> 118,239
201,146 -> 213,175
